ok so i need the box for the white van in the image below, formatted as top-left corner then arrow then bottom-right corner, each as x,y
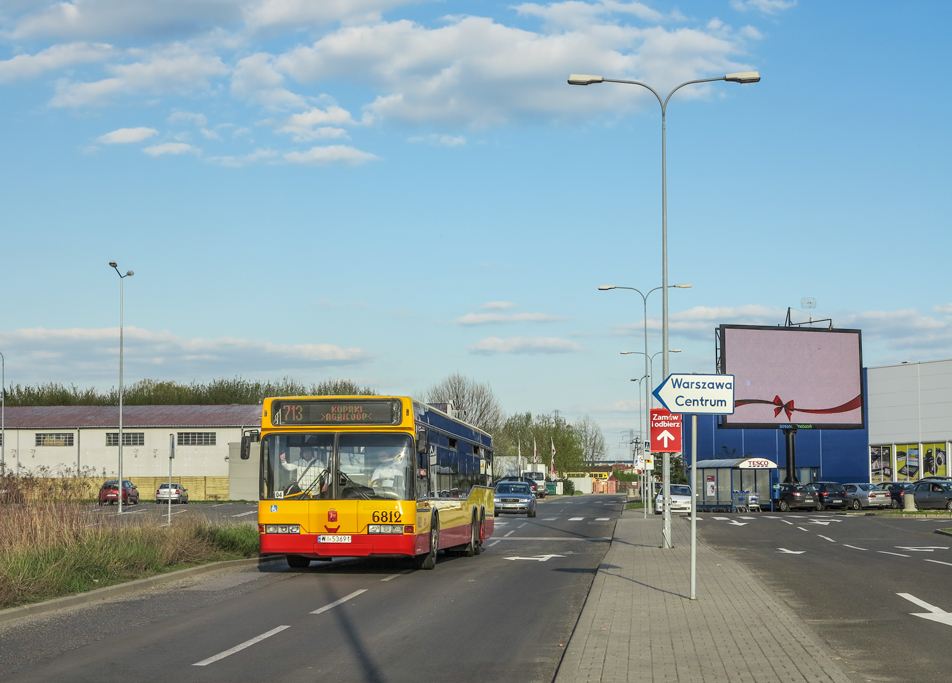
522,470 -> 547,498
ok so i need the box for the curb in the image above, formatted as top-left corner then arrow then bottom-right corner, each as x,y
934,529 -> 952,538
0,556 -> 283,626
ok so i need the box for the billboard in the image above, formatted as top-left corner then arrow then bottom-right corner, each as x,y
719,325 -> 864,430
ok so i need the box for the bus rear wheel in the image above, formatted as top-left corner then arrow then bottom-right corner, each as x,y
463,514 -> 482,557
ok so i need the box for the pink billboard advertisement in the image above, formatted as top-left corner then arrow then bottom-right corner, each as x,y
719,325 -> 864,429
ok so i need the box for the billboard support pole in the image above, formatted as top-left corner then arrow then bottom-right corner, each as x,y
783,427 -> 798,483
690,413 -> 697,600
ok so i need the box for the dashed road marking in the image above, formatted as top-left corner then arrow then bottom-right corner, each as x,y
925,559 -> 952,568
505,530 -> 515,537
381,570 -> 411,582
879,551 -> 911,558
596,518 -> 610,521
311,589 -> 367,615
843,544 -> 867,551
818,535 -> 836,543
232,511 -> 256,518
193,625 -> 290,666
569,517 -> 584,521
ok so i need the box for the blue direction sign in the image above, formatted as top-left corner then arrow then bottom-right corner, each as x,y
653,374 -> 735,415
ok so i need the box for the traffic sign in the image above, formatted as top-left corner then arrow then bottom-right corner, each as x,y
653,373 -> 735,415
649,409 -> 682,453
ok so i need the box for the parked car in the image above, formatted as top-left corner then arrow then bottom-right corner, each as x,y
156,482 -> 189,504
842,483 -> 891,509
774,483 -> 817,512
908,480 -> 952,510
521,471 -> 548,498
98,480 -> 139,506
804,482 -> 848,511
495,476 -> 539,497
655,484 -> 692,515
879,481 -> 915,508
494,482 -> 537,517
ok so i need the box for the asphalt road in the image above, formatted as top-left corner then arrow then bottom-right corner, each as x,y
696,510 -> 952,682
0,494 -> 625,683
89,500 -> 260,525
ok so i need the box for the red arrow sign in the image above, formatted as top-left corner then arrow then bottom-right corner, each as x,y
650,409 -> 683,453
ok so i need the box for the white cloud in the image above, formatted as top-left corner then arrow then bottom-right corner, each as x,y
513,0 -> 669,30
730,0 -> 797,15
0,326 -> 372,381
50,45 -> 228,107
276,105 -> 355,140
0,42 -> 114,83
934,304 -> 952,315
613,304 -> 782,340
283,145 -> 378,165
481,301 -> 518,310
455,312 -> 565,325
468,336 -> 582,354
97,127 -> 158,144
231,52 -> 307,109
408,133 -> 466,147
243,0 -> 425,32
207,148 -> 278,166
143,142 -> 199,156
168,110 -> 208,127
275,14 -> 757,127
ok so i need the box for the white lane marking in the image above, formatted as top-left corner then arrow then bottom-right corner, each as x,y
712,517 -> 729,521
193,625 -> 290,666
727,521 -> 747,527
897,593 -> 952,626
596,517 -> 610,521
782,520 -> 794,525
879,551 -> 911,557
926,559 -> 952,568
495,521 -> 508,526
518,523 -> 527,528
504,554 -> 566,562
543,518 -> 558,521
777,548 -> 805,554
311,589 -> 368,615
381,571 -> 411,582
739,516 -> 756,520
797,527 -> 809,532
210,503 -> 227,507
487,540 -> 500,548
818,535 -> 836,543
569,517 -> 584,521
810,521 -> 830,526
232,511 -> 256,518
843,544 -> 867,551
494,537 -> 611,541
505,530 -> 515,537
897,546 -> 950,552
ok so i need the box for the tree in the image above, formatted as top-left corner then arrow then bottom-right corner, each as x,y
573,415 -> 606,463
425,373 -> 503,434
493,411 -> 586,478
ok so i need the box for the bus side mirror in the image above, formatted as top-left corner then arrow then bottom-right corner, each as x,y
240,430 -> 260,460
416,431 -> 428,454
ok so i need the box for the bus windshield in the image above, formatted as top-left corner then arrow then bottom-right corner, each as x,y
261,432 -> 413,501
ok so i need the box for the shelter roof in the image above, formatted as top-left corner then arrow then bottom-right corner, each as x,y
693,457 -> 778,469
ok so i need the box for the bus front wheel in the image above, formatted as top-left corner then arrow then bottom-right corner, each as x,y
415,516 -> 439,570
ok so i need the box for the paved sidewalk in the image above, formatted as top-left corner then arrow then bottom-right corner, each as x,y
555,511 -> 859,683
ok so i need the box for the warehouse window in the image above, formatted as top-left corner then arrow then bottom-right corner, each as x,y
177,432 -> 217,446
36,433 -> 74,447
106,433 -> 145,447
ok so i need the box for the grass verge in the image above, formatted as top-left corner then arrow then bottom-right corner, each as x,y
0,501 -> 259,610
626,501 -> 646,510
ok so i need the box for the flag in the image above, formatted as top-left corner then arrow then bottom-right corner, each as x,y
533,438 -> 538,464
550,438 -> 556,476
518,442 -> 522,471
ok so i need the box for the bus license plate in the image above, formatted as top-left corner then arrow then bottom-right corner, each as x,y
318,535 -> 351,543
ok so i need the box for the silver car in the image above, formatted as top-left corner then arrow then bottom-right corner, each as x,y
842,483 -> 890,509
156,482 -> 189,504
494,482 -> 537,518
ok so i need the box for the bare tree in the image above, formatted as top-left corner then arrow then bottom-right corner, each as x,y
574,414 -> 607,463
425,373 -> 503,434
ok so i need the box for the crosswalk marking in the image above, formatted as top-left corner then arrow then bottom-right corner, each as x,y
569,517 -> 584,521
596,517 -> 610,521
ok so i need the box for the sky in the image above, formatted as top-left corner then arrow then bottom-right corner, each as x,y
1,0 -> 950,460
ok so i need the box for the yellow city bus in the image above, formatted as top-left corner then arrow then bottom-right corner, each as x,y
244,396 -> 495,570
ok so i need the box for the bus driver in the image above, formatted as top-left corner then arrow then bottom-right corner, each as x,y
279,446 -> 328,494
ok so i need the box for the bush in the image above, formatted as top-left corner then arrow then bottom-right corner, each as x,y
559,478 -> 575,495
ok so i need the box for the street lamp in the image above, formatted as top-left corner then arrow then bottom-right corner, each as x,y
581,71 -> 758,549
575,71 -> 759,380
622,349 -> 682,406
109,261 -> 134,514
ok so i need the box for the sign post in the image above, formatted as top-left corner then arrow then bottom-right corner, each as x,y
653,373 -> 735,600
650,409 -> 683,548
167,434 -> 175,526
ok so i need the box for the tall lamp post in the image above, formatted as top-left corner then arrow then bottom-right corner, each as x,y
581,70 -> 759,546
109,261 -> 134,514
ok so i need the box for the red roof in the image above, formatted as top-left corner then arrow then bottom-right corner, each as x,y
1,405 -> 262,429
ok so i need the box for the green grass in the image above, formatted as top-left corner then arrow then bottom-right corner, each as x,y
0,505 -> 259,610
626,501 -> 646,510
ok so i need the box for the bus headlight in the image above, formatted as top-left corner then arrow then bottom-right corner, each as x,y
265,525 -> 300,534
368,525 -> 402,534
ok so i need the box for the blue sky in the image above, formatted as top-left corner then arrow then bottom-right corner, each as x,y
1,0 -> 950,459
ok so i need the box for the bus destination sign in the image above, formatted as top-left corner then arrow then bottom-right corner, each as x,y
271,399 -> 401,426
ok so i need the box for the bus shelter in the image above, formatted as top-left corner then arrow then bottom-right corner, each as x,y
691,458 -> 778,512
